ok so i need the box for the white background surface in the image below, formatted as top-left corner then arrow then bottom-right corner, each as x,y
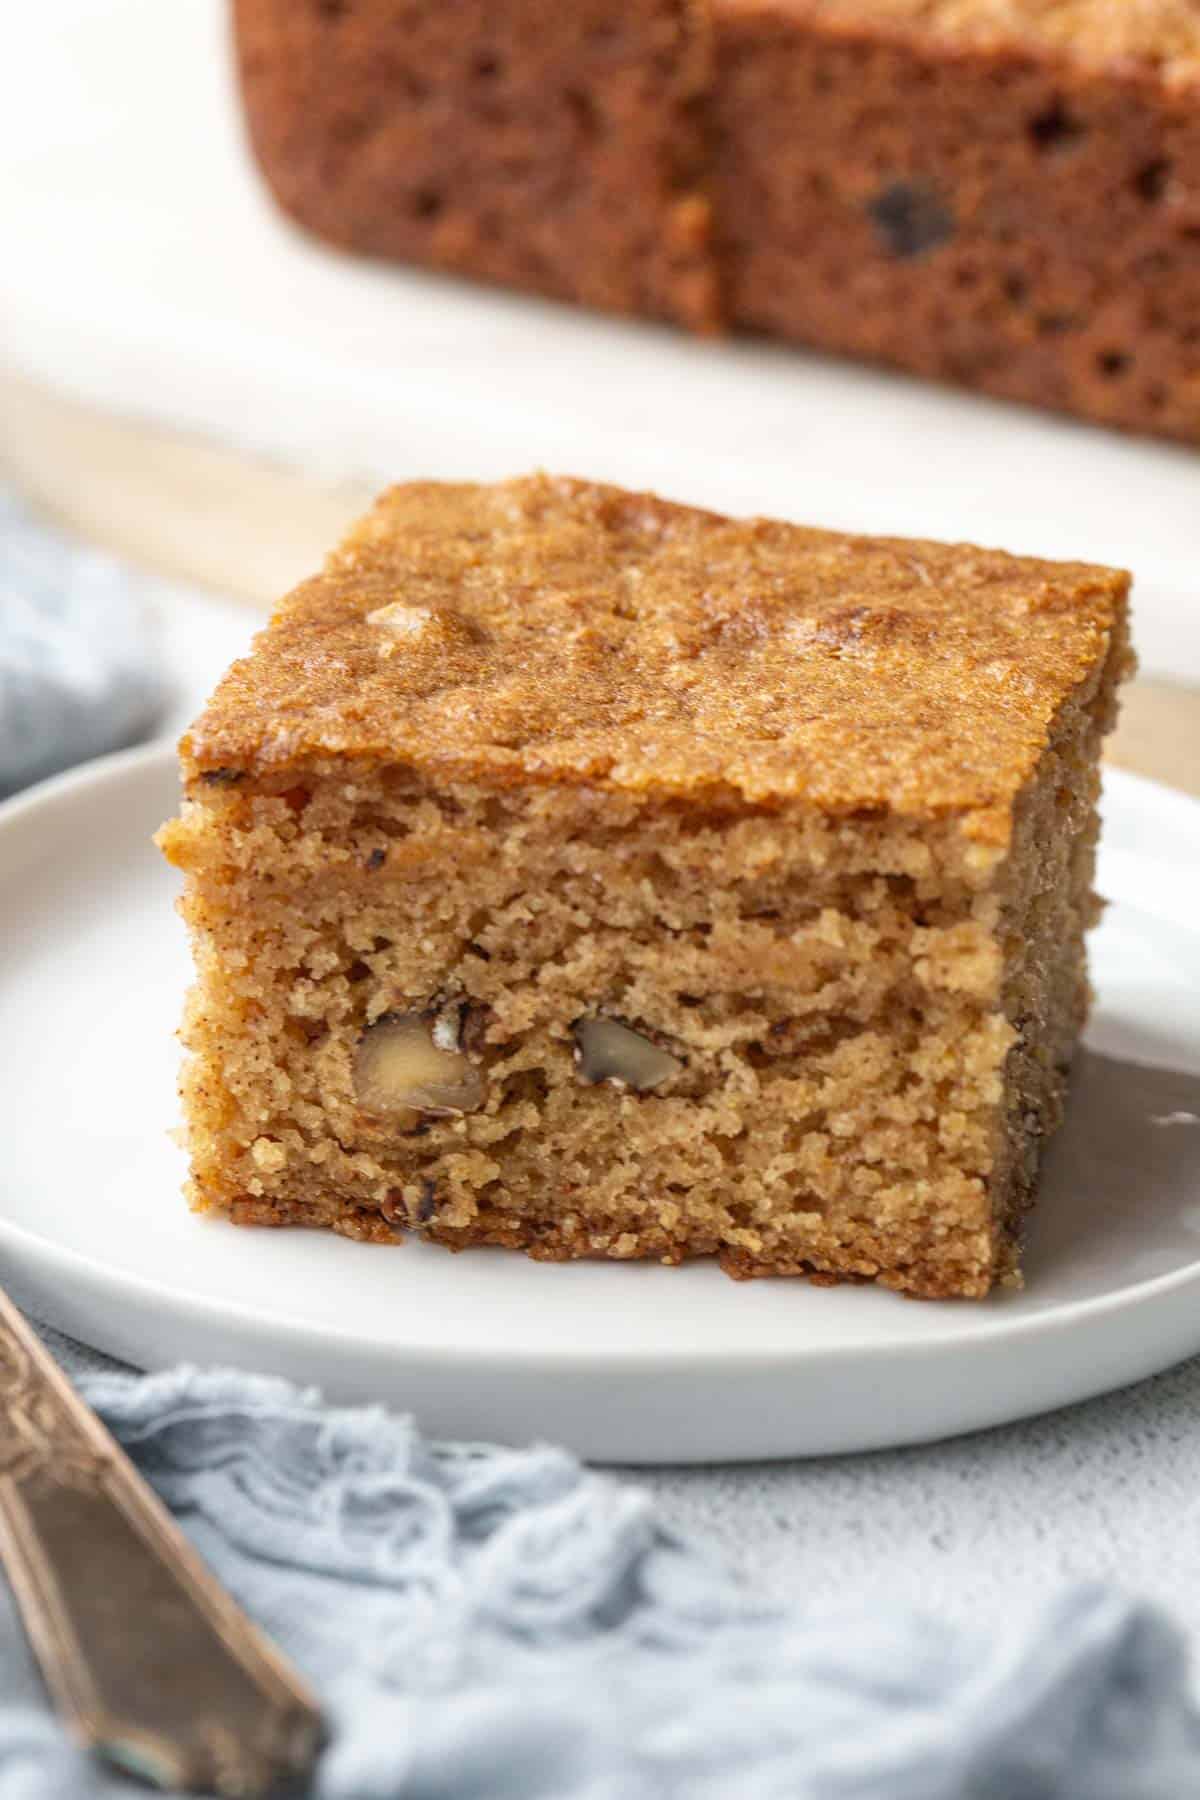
2,0 -> 1198,685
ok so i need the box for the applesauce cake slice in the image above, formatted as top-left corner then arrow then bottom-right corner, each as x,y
157,475 -> 1132,1298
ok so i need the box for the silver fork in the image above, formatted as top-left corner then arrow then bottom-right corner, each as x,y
0,1287 -> 322,1795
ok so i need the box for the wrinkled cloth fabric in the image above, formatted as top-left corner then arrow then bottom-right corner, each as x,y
1,1367 -> 1198,1798
0,491 -> 164,798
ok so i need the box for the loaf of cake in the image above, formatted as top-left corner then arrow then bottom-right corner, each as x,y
232,0 -> 719,331
232,0 -> 1200,444
714,1 -> 1200,444
158,475 -> 1132,1298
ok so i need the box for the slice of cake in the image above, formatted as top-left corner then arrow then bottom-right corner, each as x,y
158,476 -> 1132,1298
232,0 -> 719,331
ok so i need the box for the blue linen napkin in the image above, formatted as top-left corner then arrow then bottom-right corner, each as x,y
0,491 -> 164,798
3,488 -> 1200,1796
2,1365 -> 1199,1800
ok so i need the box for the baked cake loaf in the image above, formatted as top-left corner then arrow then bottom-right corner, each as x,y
232,0 -> 719,331
713,0 -> 1200,444
232,0 -> 1200,444
158,475 -> 1132,1299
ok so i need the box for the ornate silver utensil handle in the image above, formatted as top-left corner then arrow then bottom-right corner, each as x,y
0,1287 -> 322,1795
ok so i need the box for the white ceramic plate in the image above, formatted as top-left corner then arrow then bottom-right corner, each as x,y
3,0 -> 1199,683
2,744 -> 1199,1464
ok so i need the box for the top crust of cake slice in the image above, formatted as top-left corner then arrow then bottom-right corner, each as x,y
715,0 -> 1200,74
183,474 -> 1129,845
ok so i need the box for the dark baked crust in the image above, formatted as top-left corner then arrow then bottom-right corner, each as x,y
714,0 -> 1200,444
226,1188 -> 1022,1298
182,474 -> 1129,843
232,0 -> 1200,443
232,0 -> 719,331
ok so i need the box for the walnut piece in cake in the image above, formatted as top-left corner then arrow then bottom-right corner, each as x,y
157,475 -> 1132,1298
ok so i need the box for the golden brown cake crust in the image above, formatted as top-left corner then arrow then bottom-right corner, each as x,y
184,475 -> 1128,843
717,0 -> 1200,71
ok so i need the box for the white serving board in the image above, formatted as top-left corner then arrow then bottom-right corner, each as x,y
2,0 -> 1197,681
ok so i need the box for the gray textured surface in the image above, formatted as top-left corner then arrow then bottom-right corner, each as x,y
638,1359 -> 1200,1639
